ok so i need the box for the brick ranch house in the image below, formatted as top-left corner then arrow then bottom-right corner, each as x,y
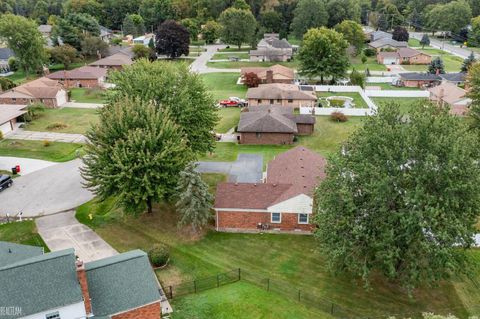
368,38 -> 407,52
89,52 -> 134,70
428,82 -> 472,115
47,65 -> 107,88
0,104 -> 27,136
0,242 -> 163,319
0,77 -> 68,107
214,146 -> 326,233
237,106 -> 315,145
240,64 -> 295,84
398,72 -> 441,88
247,83 -> 317,108
377,47 -> 432,65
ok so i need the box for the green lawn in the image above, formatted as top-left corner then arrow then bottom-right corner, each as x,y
0,221 -> 49,252
200,73 -> 246,101
0,139 -> 83,162
207,60 -> 299,69
7,71 -> 40,85
408,38 -> 422,47
317,92 -> 369,108
216,108 -> 241,133
372,97 -> 429,114
401,54 -> 463,72
349,55 -> 387,72
366,83 -> 424,90
171,281 -> 331,319
218,47 -> 251,52
211,52 -> 250,60
24,108 -> 99,134
70,88 -> 106,104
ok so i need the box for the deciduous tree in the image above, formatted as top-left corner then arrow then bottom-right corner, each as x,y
122,14 -> 146,37
291,0 -> 328,39
81,35 -> 108,58
132,44 -> 153,59
260,10 -> 282,33
202,20 -> 221,44
392,26 -> 409,42
175,162 -> 213,232
180,18 -> 200,41
219,7 -> 256,49
82,97 -> 192,215
314,103 -> 480,291
139,0 -> 176,31
326,0 -> 360,28
466,62 -> 480,129
334,20 -> 364,55
155,19 -> 190,58
243,72 -> 261,88
49,45 -> 77,69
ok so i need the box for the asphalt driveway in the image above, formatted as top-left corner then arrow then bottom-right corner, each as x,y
196,154 -> 263,183
0,159 -> 93,217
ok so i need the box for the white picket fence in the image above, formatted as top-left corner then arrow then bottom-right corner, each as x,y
300,107 -> 375,116
366,76 -> 398,83
365,90 -> 429,98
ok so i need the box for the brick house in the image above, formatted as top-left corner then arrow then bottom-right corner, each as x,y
241,64 -> 295,84
0,77 -> 68,108
377,48 -> 432,65
428,82 -> 471,115
249,33 -> 293,62
0,242 -> 162,319
214,146 -> 326,233
238,106 -> 315,145
247,83 -> 317,108
90,52 -> 134,70
0,104 -> 27,135
47,66 -> 107,88
368,38 -> 407,52
398,72 -> 441,88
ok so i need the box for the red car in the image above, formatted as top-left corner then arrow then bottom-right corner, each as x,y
219,97 -> 246,107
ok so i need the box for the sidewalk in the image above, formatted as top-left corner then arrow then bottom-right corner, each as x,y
62,102 -> 104,109
6,129 -> 87,143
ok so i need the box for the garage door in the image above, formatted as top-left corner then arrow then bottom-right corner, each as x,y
56,91 -> 68,106
0,121 -> 12,136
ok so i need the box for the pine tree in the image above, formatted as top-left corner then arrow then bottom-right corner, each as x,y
461,52 -> 476,72
428,57 -> 445,74
175,163 -> 214,232
420,34 -> 430,49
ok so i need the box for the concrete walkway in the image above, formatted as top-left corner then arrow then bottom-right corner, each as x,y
196,154 -> 263,183
62,102 -> 104,109
36,210 -> 117,262
190,44 -> 244,74
0,156 -> 55,175
6,129 -> 87,143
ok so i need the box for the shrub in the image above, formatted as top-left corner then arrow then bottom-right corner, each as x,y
329,99 -> 345,107
8,57 -> 19,71
361,54 -> 367,64
148,244 -> 170,267
46,122 -> 68,130
27,103 -> 46,120
0,78 -> 15,91
111,38 -> 122,45
363,48 -> 376,57
43,140 -> 51,147
330,111 -> 348,122
350,69 -> 366,88
0,130 -> 3,140
243,72 -> 261,88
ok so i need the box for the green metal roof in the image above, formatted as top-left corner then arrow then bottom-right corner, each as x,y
0,241 -> 44,268
85,250 -> 161,317
0,248 -> 84,319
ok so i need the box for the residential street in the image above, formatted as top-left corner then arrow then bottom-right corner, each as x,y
0,156 -> 55,175
190,44 -> 241,74
0,159 -> 93,217
410,32 -> 479,59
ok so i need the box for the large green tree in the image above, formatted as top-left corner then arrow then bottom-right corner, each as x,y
175,162 -> 214,232
314,103 -> 480,291
468,16 -> 480,46
139,0 -> 176,31
298,27 -> 349,83
260,10 -> 282,33
49,44 -> 77,69
108,59 -> 218,154
334,20 -> 364,55
155,19 -> 190,58
326,0 -> 361,28
123,14 -> 146,37
64,0 -> 103,21
0,14 -> 47,75
425,0 -> 472,36
218,7 -> 256,49
202,20 -> 221,44
32,0 -> 49,24
291,0 -> 328,39
82,97 -> 192,215
466,62 -> 480,130
81,35 -> 108,58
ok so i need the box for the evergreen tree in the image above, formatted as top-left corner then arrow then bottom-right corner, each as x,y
175,162 -> 214,233
81,97 -> 192,215
428,57 -> 445,74
461,52 -> 476,72
420,34 -> 430,49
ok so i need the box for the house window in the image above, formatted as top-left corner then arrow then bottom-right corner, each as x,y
298,214 -> 309,224
256,132 -> 261,138
270,99 -> 274,104
271,212 -> 281,223
288,99 -> 293,103
257,99 -> 262,103
45,312 -> 60,319
12,98 -> 16,102
277,99 -> 282,103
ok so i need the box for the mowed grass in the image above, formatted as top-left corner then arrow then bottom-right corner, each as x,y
207,60 -> 299,69
317,92 -> 369,108
211,52 -> 250,60
401,54 -> 463,72
372,97 -> 429,114
25,108 -> 99,134
366,82 -> 424,90
76,200 -> 477,318
215,108 -> 241,133
218,47 -> 251,52
0,221 -> 49,252
349,55 -> 387,71
201,73 -> 246,101
70,88 -> 106,104
0,139 -> 83,162
171,281 -> 331,319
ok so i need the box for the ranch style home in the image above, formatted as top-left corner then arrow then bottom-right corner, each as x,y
246,83 -> 317,108
377,47 -> 432,65
47,66 -> 107,88
0,77 -> 68,108
214,146 -> 326,233
0,241 -> 162,319
89,52 -> 134,70
240,64 -> 295,84
0,104 -> 27,136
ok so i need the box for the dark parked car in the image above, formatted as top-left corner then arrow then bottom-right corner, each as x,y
0,175 -> 13,192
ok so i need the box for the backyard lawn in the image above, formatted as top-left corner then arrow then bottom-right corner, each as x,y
211,52 -> 250,60
70,88 -> 106,104
218,47 -> 251,52
317,92 -> 369,108
366,82 -> 423,90
401,54 -> 463,72
215,108 -> 241,133
349,55 -> 387,72
24,108 -> 99,134
372,97 -> 428,114
0,221 -> 49,252
200,73 -> 246,101
206,60 -> 299,69
0,139 -> 83,162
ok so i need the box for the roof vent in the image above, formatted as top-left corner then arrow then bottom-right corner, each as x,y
273,183 -> 277,187
254,183 -> 257,186
8,248 -> 12,253
235,182 -> 238,186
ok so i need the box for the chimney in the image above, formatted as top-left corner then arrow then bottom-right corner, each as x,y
266,70 -> 273,84
76,260 -> 93,316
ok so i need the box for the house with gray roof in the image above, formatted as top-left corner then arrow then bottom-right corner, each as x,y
0,242 -> 162,319
368,38 -> 408,52
238,106 -> 315,144
250,33 -> 293,62
439,72 -> 466,85
398,72 -> 442,88
370,30 -> 392,42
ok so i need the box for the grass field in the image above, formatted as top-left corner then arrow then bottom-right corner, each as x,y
401,54 -> 463,72
211,53 -> 250,60
24,108 -> 99,134
372,97 -> 429,114
218,47 -> 251,52
349,55 -> 387,72
0,221 -> 49,252
366,82 -> 424,90
201,73 -> 246,101
207,60 -> 299,69
215,108 -> 241,133
0,139 -> 83,162
70,88 -> 106,103
317,92 -> 369,108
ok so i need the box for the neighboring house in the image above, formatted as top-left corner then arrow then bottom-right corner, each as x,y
107,46 -> 134,58
90,52 -> 134,70
377,48 -> 431,65
249,33 -> 293,62
0,104 -> 27,135
38,24 -> 53,47
100,26 -> 114,43
370,30 -> 392,42
398,73 -> 441,88
246,83 -> 317,108
214,146 -> 326,233
0,241 -> 162,319
237,106 -> 315,145
133,33 -> 155,46
439,72 -> 467,85
0,47 -> 14,73
0,77 -> 68,107
428,82 -> 471,115
47,66 -> 108,88
369,38 -> 408,51
241,64 -> 295,84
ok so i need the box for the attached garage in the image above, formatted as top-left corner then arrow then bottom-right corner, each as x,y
0,104 -> 27,136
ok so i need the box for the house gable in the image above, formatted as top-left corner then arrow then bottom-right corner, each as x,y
267,193 -> 313,214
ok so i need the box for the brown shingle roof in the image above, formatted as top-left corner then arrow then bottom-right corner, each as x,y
0,77 -> 63,99
241,64 -> 294,81
246,83 -> 317,100
0,104 -> 28,124
47,66 -> 107,80
428,82 -> 468,105
90,53 -> 133,67
214,183 -> 293,209
397,47 -> 425,58
238,110 -> 298,133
